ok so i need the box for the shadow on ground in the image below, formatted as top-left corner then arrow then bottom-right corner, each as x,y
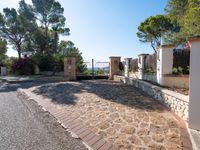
32,80 -> 166,112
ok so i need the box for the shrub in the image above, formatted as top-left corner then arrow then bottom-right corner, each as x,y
52,54 -> 64,73
82,70 -> 91,75
178,66 -> 183,74
12,57 -> 35,75
31,53 -> 64,73
96,69 -> 106,75
186,66 -> 190,74
32,54 -> 54,72
172,67 -> 178,75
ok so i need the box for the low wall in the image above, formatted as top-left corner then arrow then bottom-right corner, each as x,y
39,71 -> 64,76
162,75 -> 189,89
129,72 -> 157,83
143,74 -> 157,83
129,72 -> 139,78
129,72 -> 189,88
114,75 -> 189,121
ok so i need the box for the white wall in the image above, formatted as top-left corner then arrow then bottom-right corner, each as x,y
189,38 -> 200,130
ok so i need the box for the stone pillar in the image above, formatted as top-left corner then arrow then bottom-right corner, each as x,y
157,45 -> 174,85
64,57 -> 76,81
138,54 -> 148,80
1,67 -> 7,76
109,56 -> 121,80
124,58 -> 132,77
188,37 -> 200,130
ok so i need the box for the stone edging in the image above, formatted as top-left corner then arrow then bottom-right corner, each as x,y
17,89 -> 115,150
114,75 -> 189,120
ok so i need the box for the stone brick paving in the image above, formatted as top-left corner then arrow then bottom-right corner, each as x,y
20,80 -> 184,150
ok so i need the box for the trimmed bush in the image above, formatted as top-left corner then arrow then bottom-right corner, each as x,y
12,57 -> 35,75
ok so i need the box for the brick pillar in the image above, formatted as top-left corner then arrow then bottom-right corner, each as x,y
138,54 -> 149,80
157,45 -> 174,85
188,37 -> 200,130
124,58 -> 132,77
109,56 -> 121,80
64,57 -> 76,81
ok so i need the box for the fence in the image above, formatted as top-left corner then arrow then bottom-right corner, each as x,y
144,53 -> 157,74
129,58 -> 138,72
173,49 -> 190,74
83,59 -> 109,76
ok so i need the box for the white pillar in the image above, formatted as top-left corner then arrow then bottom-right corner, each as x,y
138,54 -> 148,80
1,67 -> 7,76
189,37 -> 200,130
157,45 -> 174,85
124,58 -> 132,77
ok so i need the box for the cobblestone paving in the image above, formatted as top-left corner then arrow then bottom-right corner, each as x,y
26,80 -> 182,150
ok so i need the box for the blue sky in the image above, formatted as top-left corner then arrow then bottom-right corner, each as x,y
0,0 -> 168,61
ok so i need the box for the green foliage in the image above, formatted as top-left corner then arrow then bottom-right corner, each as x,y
178,66 -> 183,74
3,57 -> 17,73
184,0 -> 200,36
172,66 -> 185,75
11,57 -> 35,75
96,69 -> 107,75
82,70 -> 92,75
31,0 -> 69,53
166,0 -> 200,42
0,38 -> 7,66
144,67 -> 156,74
172,67 -> 178,74
165,0 -> 188,24
0,0 -> 69,58
0,0 -> 85,75
137,15 -> 179,52
32,53 -> 54,71
52,54 -> 63,73
0,5 -> 36,58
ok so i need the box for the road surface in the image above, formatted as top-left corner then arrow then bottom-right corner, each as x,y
0,81 -> 86,150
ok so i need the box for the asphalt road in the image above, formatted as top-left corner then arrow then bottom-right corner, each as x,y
0,82 -> 86,150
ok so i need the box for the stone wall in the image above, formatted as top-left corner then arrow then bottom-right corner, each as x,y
143,74 -> 157,83
114,75 -> 189,121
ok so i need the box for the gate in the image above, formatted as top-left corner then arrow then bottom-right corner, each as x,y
78,59 -> 109,80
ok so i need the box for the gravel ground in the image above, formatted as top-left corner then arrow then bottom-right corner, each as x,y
0,82 -> 86,150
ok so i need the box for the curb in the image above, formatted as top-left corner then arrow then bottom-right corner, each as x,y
17,89 -> 116,150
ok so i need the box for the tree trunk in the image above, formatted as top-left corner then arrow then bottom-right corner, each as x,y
18,50 -> 21,59
53,31 -> 58,53
16,43 -> 22,59
17,47 -> 21,59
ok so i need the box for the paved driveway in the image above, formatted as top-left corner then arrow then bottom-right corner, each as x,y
22,80 -> 183,150
0,82 -> 86,150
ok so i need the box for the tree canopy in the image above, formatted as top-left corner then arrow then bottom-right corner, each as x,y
0,0 -> 88,74
137,0 -> 200,50
137,15 -> 178,52
165,0 -> 200,42
0,8 -> 29,58
0,0 -> 70,57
